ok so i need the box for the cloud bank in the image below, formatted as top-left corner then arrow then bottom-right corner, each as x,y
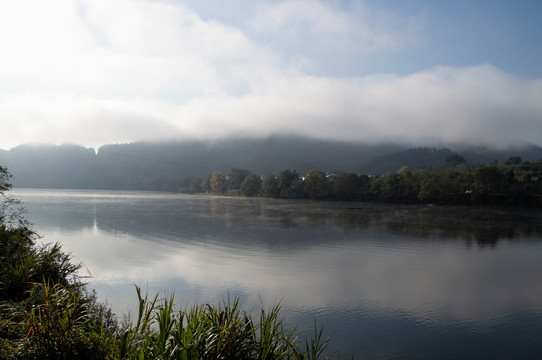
1,0 -> 541,150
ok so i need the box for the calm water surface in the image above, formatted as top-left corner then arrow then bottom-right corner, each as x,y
12,189 -> 542,359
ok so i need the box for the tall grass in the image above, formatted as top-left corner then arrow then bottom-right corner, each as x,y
118,286 -> 333,359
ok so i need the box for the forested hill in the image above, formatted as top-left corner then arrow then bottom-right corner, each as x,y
1,136 -> 541,191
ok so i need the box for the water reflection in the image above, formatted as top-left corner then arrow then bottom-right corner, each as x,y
16,189 -> 542,247
12,189 -> 542,359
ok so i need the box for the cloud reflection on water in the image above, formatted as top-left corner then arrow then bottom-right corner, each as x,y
15,189 -> 542,356
37,214 -> 542,327
14,189 -> 542,326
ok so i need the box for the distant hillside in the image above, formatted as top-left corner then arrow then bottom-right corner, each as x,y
1,136 -> 541,191
458,144 -> 542,165
1,144 -> 98,189
363,148 -> 456,174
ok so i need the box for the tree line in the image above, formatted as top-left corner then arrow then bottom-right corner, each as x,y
182,156 -> 542,207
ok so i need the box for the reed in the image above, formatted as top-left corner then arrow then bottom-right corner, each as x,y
118,286 -> 333,359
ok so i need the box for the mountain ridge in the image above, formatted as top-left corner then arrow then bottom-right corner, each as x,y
1,136 -> 541,191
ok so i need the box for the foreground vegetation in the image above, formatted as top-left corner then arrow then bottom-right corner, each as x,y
0,165 -> 333,359
183,156 -> 542,207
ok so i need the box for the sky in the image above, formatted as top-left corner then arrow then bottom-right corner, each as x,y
1,0 -> 541,150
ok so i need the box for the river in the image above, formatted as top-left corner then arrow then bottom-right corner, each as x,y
11,188 -> 542,359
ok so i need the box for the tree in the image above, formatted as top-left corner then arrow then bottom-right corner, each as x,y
240,174 -> 262,197
505,156 -> 522,165
397,168 -> 422,203
475,166 -> 502,194
445,154 -> 466,167
290,177 -> 306,199
334,173 -> 361,200
277,170 -> 300,199
200,174 -> 212,193
378,174 -> 405,202
189,179 -> 203,193
418,171 -> 444,203
1,165 -> 28,230
0,165 -> 11,193
228,168 -> 252,190
210,171 -> 227,194
304,169 -> 332,200
261,175 -> 279,198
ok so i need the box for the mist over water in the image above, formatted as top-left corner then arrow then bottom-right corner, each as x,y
13,189 -> 542,358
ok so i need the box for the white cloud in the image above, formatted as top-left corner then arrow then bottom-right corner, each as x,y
161,64 -> 542,146
248,0 -> 417,54
0,0 -> 541,150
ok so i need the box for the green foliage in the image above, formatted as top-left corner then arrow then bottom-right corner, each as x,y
260,170 -> 306,199
304,170 -> 332,200
333,173 -> 363,201
118,287 -> 332,360
1,165 -> 82,304
210,171 -> 227,194
504,156 -> 522,165
0,238 -> 80,303
277,170 -> 302,199
474,165 -> 502,194
240,174 -> 263,197
375,174 -> 405,203
229,168 -> 252,190
261,175 -> 280,198
0,166 -> 12,193
445,154 -> 466,167
13,282 -> 118,360
204,159 -> 542,206
188,179 -> 203,194
200,174 -> 212,193
1,166 -> 30,230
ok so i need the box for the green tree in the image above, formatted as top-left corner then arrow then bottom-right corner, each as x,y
277,170 -> 300,199
210,171 -> 227,194
240,174 -> 262,197
261,175 -> 279,198
475,166 -> 502,194
1,166 -> 29,230
418,171 -> 444,203
200,174 -> 212,193
445,153 -> 466,167
504,156 -> 522,165
304,169 -> 332,200
0,165 -> 11,192
228,168 -> 252,190
188,179 -> 203,193
290,177 -> 306,199
397,167 -> 422,203
379,173 -> 405,202
333,173 -> 360,200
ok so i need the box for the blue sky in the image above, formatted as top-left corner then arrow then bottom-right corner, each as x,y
1,0 -> 541,150
188,0 -> 542,77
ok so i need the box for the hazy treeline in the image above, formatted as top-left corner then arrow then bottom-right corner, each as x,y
1,137 -> 542,192
186,156 -> 542,207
